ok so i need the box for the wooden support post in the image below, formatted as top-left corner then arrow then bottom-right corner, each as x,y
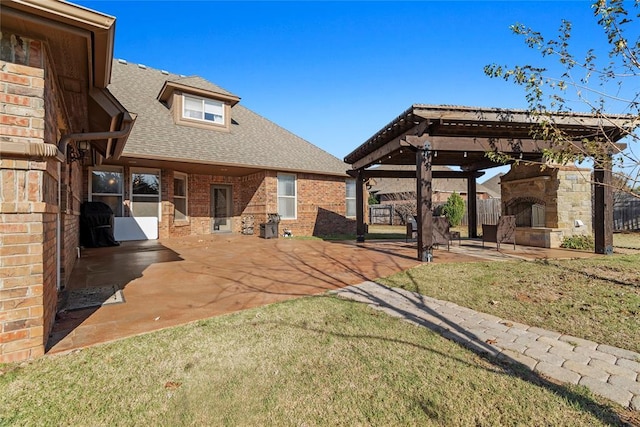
467,174 -> 478,238
416,146 -> 433,261
356,169 -> 366,243
593,162 -> 613,254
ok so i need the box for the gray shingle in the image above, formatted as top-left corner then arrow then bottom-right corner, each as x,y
169,75 -> 237,98
108,60 -> 348,176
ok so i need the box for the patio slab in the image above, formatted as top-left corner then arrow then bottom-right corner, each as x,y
47,234 -> 598,354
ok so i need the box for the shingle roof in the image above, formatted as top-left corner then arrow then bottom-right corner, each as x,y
369,165 -> 496,196
108,60 -> 348,176
480,173 -> 503,197
169,75 -> 237,98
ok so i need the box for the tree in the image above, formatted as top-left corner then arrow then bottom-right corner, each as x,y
442,192 -> 465,227
484,0 -> 640,198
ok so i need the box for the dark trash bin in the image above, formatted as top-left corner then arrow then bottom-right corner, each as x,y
80,202 -> 120,247
259,213 -> 280,239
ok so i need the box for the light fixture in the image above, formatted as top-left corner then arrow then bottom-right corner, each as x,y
434,151 -> 438,157
463,151 -> 467,158
68,140 -> 91,163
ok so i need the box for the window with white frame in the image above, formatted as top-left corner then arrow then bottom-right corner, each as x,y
131,169 -> 161,218
89,167 -> 124,216
277,173 -> 296,219
183,94 -> 224,125
346,179 -> 356,217
174,172 -> 188,221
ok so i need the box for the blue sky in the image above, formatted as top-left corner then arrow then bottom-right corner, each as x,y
76,1 -> 608,178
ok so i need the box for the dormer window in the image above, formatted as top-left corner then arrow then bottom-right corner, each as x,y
183,94 -> 224,125
157,79 -> 240,132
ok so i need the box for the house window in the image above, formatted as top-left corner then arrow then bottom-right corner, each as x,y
277,173 -> 296,219
183,94 -> 224,125
89,167 -> 124,216
346,179 -> 356,217
174,172 -> 188,221
131,169 -> 161,218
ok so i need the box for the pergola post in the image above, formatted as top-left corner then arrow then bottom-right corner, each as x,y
356,168 -> 366,243
416,146 -> 433,261
467,174 -> 478,238
593,160 -> 613,254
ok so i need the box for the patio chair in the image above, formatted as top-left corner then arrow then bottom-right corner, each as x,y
406,216 -> 451,251
482,215 -> 516,250
406,216 -> 417,242
432,216 -> 451,251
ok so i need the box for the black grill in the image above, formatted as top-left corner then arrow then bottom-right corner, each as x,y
80,202 -> 119,247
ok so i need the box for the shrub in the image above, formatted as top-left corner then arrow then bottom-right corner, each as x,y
442,192 -> 465,227
560,234 -> 594,250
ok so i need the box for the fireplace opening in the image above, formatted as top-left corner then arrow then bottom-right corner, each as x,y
506,198 -> 546,227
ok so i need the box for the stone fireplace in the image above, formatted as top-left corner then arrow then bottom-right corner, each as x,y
500,164 -> 592,248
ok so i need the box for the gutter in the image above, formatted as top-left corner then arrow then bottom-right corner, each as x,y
1,113 -> 135,162
57,113 -> 136,161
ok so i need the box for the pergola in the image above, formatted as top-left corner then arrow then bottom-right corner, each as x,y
344,104 -> 630,261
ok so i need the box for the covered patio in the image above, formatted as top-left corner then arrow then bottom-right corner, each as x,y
47,234 -> 597,354
345,104 -> 630,261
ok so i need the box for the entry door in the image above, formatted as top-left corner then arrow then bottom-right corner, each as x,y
211,185 -> 232,232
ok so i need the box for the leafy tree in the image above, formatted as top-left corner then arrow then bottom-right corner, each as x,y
484,0 -> 640,198
442,192 -> 465,227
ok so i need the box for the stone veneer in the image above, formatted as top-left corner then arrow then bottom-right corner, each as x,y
500,163 -> 593,248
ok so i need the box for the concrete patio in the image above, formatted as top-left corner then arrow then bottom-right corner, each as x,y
48,234 -> 598,355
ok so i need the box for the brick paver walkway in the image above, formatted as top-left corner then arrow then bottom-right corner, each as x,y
334,281 -> 640,410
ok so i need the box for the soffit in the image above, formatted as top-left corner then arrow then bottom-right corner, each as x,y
2,4 -> 92,133
2,1 -> 130,159
105,156 -> 263,177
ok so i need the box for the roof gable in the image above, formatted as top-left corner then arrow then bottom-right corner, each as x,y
108,60 -> 348,176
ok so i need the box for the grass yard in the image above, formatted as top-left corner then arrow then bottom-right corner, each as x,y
0,296 -> 635,426
615,231 -> 640,249
379,254 -> 640,353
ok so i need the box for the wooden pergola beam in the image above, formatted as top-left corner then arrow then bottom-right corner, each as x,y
347,169 -> 484,179
416,148 -> 433,262
412,107 -> 632,131
351,134 -> 411,170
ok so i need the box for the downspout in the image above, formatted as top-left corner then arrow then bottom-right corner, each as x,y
57,161 -> 61,291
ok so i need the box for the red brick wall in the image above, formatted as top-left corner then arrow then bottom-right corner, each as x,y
156,170 -> 268,237
266,172 -> 355,237
128,168 -> 354,239
0,39 -> 67,362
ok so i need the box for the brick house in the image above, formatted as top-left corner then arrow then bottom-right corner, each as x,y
101,60 -> 353,241
0,0 -> 353,363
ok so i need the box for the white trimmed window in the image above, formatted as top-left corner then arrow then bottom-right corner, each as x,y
174,172 -> 188,221
346,179 -> 356,217
183,94 -> 224,125
130,168 -> 161,219
277,173 -> 296,219
89,167 -> 124,216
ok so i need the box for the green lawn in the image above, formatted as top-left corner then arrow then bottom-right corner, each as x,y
379,254 -> 640,353
0,296 -> 634,426
2,252 -> 639,425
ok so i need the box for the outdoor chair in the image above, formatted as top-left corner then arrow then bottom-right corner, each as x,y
406,217 -> 417,242
406,216 -> 451,250
482,215 -> 516,250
